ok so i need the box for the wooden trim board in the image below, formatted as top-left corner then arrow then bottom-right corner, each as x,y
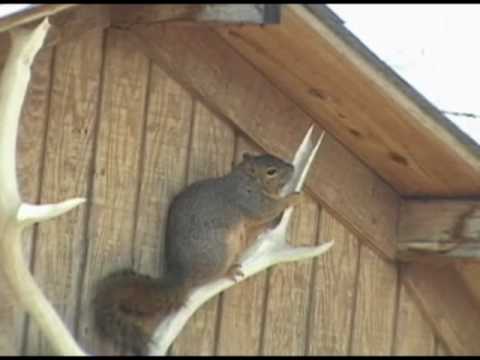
215,4 -> 480,196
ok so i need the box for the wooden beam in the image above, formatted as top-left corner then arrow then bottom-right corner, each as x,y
0,5 -> 111,69
0,4 -> 78,33
215,4 -> 480,196
402,263 -> 480,355
110,4 -> 281,29
398,199 -> 480,259
127,23 -> 399,261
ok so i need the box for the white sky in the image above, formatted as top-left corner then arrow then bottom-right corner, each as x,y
328,4 -> 480,144
0,4 -> 32,17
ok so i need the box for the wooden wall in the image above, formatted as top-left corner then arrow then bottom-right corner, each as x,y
0,27 -> 448,356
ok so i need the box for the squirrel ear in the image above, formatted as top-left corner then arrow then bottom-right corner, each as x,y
241,153 -> 256,175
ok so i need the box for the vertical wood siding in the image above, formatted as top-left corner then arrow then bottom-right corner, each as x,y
2,27 -> 440,356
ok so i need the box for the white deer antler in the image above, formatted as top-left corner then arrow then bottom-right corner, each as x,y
0,18 -> 87,355
148,127 -> 334,355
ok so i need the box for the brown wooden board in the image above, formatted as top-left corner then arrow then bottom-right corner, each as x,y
435,338 -> 450,356
0,4 -> 78,32
261,196 -> 320,355
306,210 -> 359,355
398,199 -> 480,258
392,280 -> 436,355
457,262 -> 480,303
75,28 -> 149,355
132,64 -> 193,277
0,5 -> 110,71
24,29 -> 103,355
216,5 -> 480,196
215,136 -> 268,356
350,245 -> 398,355
128,22 -> 399,262
402,263 -> 480,355
170,102 -> 236,355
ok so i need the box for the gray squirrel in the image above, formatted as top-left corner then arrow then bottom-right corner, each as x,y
93,152 -> 301,354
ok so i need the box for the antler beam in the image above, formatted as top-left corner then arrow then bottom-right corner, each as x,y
0,18 -> 86,355
148,127 -> 334,355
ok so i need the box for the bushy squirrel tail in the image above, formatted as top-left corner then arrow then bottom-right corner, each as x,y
93,269 -> 189,354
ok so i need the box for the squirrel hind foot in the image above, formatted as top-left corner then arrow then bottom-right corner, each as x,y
226,263 -> 245,282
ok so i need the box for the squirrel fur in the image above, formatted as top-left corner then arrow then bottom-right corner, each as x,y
93,152 -> 301,354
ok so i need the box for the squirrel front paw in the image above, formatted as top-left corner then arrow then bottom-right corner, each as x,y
226,263 -> 245,283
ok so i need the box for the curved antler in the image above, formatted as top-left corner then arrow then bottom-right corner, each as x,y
0,18 -> 87,355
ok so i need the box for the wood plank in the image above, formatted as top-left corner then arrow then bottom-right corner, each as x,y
350,245 -> 398,355
0,5 -> 110,71
306,210 -> 359,355
16,47 -> 54,355
0,4 -> 78,32
261,196 -> 319,355
44,5 -> 110,47
392,281 -> 436,355
456,262 -> 480,304
435,338 -> 450,356
215,137 -> 268,356
403,263 -> 480,355
0,46 -> 54,356
75,28 -> 149,355
215,5 -> 480,196
398,199 -> 480,258
23,29 -> 103,355
128,22 -> 399,262
171,102 -> 236,355
110,4 -> 202,28
132,64 -> 193,277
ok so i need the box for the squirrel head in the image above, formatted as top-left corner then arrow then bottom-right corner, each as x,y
238,153 -> 295,195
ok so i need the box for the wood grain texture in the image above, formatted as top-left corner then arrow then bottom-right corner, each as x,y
24,29 -> 103,355
261,195 -> 319,355
403,263 -> 480,355
0,5 -> 110,71
435,338 -> 450,356
171,102 -> 236,356
399,199 -> 480,258
110,4 -> 202,28
128,23 -> 399,261
75,28 -> 149,355
456,262 -> 480,304
393,281 -> 436,355
350,245 -> 398,355
132,64 -> 193,277
215,136 -> 267,356
0,4 -> 78,32
307,210 -> 359,355
216,4 -> 480,196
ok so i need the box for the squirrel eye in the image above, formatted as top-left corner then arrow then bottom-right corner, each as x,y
266,168 -> 277,176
